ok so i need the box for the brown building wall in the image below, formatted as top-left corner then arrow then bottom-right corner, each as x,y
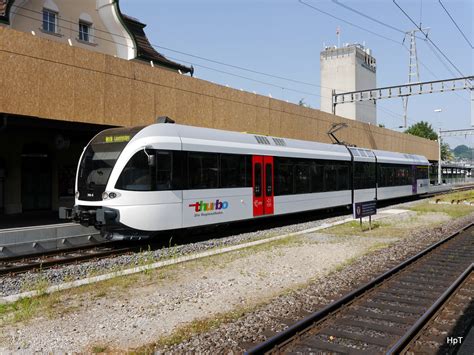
0,26 -> 438,160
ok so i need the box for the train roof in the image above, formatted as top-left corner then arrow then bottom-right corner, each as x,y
135,123 -> 352,161
373,149 -> 429,165
130,123 -> 429,165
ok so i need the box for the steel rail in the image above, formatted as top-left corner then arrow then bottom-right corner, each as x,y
246,222 -> 473,354
387,263 -> 473,354
0,246 -> 134,276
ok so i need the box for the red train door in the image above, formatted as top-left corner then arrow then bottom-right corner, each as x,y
252,156 -> 264,216
264,156 -> 274,215
252,156 -> 274,217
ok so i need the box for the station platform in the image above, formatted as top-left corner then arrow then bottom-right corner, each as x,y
0,212 -> 104,259
0,211 -> 62,230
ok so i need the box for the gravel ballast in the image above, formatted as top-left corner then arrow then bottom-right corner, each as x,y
0,199 -> 472,352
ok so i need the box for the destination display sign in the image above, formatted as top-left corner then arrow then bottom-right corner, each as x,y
353,201 -> 377,219
104,135 -> 130,143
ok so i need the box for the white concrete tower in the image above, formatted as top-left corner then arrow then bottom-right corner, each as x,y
320,43 -> 377,125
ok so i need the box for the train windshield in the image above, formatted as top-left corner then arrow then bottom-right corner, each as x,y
77,127 -> 143,201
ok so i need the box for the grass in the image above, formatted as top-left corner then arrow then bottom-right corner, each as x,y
433,190 -> 474,203
408,203 -> 474,218
91,345 -> 108,353
145,307 -> 251,350
0,235 -> 304,328
323,220 -> 406,238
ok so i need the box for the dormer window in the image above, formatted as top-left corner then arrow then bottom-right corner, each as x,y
42,8 -> 57,33
79,21 -> 92,42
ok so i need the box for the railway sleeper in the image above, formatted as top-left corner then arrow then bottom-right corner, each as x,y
414,263 -> 470,274
348,308 -> 418,325
361,300 -> 425,315
377,288 -> 440,300
287,338 -> 371,355
400,271 -> 463,282
320,328 -> 395,347
370,293 -> 436,307
335,317 -> 406,336
393,276 -> 454,288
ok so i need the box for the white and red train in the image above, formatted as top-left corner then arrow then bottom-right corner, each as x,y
69,121 -> 431,240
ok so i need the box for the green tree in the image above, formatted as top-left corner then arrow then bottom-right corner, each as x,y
453,144 -> 473,160
404,121 -> 438,140
404,121 -> 452,161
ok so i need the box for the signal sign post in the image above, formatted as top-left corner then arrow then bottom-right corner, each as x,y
353,201 -> 377,231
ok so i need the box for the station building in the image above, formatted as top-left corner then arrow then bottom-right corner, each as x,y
0,1 -> 438,218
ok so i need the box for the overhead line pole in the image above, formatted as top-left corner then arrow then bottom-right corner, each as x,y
332,76 -> 473,117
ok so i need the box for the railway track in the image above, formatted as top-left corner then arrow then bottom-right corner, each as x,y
401,267 -> 473,354
0,244 -> 134,276
247,223 -> 474,354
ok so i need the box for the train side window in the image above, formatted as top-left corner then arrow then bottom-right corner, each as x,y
188,152 -> 219,189
155,151 -> 172,190
310,162 -> 324,192
115,150 -> 153,191
274,157 -> 294,195
337,164 -> 350,190
245,155 -> 252,187
324,163 -> 337,191
221,154 -> 247,188
294,162 -> 310,194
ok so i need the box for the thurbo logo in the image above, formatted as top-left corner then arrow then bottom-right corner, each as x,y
189,200 -> 229,213
189,200 -> 229,212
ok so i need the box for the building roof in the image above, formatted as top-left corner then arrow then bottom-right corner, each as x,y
0,0 -> 193,74
122,15 -> 193,74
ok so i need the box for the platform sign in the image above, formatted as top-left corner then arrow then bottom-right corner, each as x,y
353,201 -> 377,219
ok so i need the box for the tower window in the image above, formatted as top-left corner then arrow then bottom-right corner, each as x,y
42,8 -> 57,33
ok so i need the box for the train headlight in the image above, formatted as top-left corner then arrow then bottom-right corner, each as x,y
102,192 -> 109,200
109,192 -> 117,199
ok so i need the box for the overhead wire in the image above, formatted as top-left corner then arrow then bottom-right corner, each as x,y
297,0 -> 404,45
438,0 -> 473,49
392,0 -> 466,78
6,3 -> 452,126
303,1 -> 469,103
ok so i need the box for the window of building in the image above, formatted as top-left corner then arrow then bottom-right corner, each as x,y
79,21 -> 92,42
42,8 -> 57,33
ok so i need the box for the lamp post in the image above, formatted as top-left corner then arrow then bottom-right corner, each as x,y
435,109 -> 442,185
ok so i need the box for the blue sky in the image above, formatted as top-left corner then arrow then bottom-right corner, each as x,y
120,0 -> 472,148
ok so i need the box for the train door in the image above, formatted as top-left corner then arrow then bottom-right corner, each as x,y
252,156 -> 274,217
411,165 -> 417,194
263,156 -> 274,215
